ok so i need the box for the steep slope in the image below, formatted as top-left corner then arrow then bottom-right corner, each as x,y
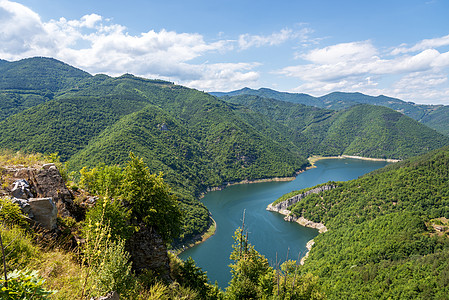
215,88 -> 449,135
0,74 -> 308,193
420,105 -> 449,135
274,146 -> 449,298
0,57 -> 91,92
0,57 -> 92,120
224,95 -> 449,159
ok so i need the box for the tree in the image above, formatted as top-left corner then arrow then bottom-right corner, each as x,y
121,153 -> 182,242
226,227 -> 275,299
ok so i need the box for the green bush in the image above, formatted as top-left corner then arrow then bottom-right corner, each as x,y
0,197 -> 28,228
0,269 -> 55,299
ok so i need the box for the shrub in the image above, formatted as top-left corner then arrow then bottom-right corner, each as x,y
0,269 -> 55,299
0,197 -> 28,228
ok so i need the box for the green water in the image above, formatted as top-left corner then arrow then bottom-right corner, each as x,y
179,158 -> 390,288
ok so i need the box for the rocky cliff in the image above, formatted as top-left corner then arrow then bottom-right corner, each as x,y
1,163 -> 74,230
266,184 -> 336,233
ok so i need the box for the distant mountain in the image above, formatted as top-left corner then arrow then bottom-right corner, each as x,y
1,56 -> 448,243
224,95 -> 449,159
213,88 -> 449,135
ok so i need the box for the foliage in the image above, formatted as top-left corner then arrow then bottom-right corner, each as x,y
83,197 -> 132,244
81,212 -> 136,299
277,145 -> 449,299
0,269 -> 55,299
217,88 -> 449,136
226,227 -> 324,299
174,256 -> 219,299
224,95 -> 449,159
0,198 -> 28,228
122,153 -> 182,242
79,163 -> 124,198
227,228 -> 275,299
0,225 -> 38,273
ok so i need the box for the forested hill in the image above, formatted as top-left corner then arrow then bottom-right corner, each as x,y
276,145 -> 449,298
0,57 -> 92,120
1,56 -> 448,244
224,95 -> 449,160
0,59 -> 307,242
215,87 -> 449,135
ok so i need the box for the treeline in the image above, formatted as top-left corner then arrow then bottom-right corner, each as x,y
224,95 -> 449,159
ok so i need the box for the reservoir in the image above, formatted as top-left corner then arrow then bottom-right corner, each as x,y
179,158 -> 390,288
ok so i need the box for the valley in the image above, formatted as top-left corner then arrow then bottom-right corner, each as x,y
1,57 -> 449,299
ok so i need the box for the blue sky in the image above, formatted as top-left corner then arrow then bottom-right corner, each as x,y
1,0 -> 449,104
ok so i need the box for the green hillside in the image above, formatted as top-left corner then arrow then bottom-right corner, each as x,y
1,57 -> 448,246
0,57 -> 92,121
0,62 -> 307,243
215,88 -> 449,135
224,95 -> 449,159
275,146 -> 449,298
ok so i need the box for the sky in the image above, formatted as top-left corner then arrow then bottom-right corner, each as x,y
1,0 -> 449,104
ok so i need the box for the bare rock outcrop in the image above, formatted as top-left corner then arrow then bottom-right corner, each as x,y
128,224 -> 171,281
267,184 -> 337,233
267,184 -> 337,213
4,164 -> 73,217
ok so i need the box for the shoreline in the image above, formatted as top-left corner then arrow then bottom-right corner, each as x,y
308,155 -> 400,168
174,217 -> 217,255
181,155 -> 395,259
266,204 -> 326,265
199,174 -> 300,199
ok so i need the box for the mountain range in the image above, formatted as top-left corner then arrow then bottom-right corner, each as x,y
1,57 -> 448,243
212,87 -> 449,135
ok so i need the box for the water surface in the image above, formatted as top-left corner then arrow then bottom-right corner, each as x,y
179,158 -> 389,288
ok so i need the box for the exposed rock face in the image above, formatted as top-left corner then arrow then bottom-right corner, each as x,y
4,164 -> 73,217
11,196 -> 58,230
128,224 -> 171,280
267,185 -> 337,213
28,198 -> 58,230
11,179 -> 34,199
267,184 -> 337,233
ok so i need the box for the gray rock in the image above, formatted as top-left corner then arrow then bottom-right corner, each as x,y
268,184 -> 337,212
129,225 -> 171,280
91,291 -> 119,300
28,198 -> 57,230
42,163 -> 56,170
11,179 -> 33,199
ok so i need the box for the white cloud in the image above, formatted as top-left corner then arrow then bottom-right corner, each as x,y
278,38 -> 449,104
0,0 -> 259,90
0,0 -> 55,55
301,41 -> 378,64
238,27 -> 312,50
391,34 -> 449,55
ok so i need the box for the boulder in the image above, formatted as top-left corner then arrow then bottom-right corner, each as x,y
11,179 -> 33,199
10,166 -> 73,217
27,198 -> 57,230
